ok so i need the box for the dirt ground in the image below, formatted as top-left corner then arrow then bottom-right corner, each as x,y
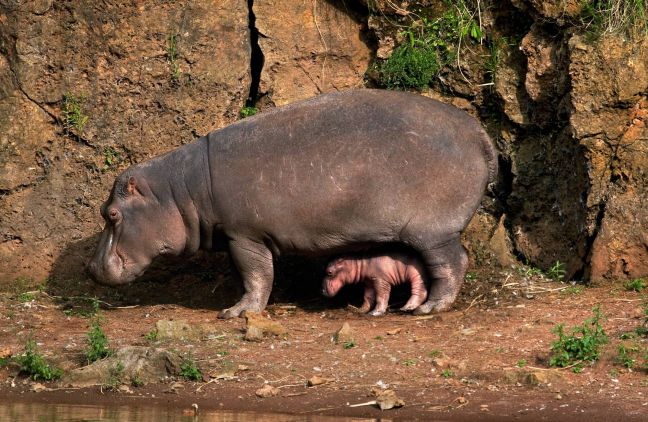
0,262 -> 646,421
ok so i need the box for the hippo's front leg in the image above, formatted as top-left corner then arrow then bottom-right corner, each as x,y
219,238 -> 274,319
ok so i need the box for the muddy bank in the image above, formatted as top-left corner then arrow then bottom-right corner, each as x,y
1,275 -> 646,420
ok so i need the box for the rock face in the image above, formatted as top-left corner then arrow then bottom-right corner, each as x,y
0,0 -> 250,281
0,0 -> 646,288
569,37 -> 648,280
254,0 -> 371,106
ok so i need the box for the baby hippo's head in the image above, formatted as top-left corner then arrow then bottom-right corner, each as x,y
321,258 -> 352,297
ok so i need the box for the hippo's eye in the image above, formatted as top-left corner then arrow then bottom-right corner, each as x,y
326,269 -> 333,276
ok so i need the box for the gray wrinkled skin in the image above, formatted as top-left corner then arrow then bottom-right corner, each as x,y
87,89 -> 498,318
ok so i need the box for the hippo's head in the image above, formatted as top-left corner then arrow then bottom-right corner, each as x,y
87,170 -> 187,286
321,258 -> 351,297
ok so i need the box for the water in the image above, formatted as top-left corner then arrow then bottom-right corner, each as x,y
0,402 -> 377,422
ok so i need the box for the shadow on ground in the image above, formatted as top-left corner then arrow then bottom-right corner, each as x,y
46,235 -> 389,314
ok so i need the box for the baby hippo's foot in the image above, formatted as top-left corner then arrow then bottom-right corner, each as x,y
399,303 -> 418,312
358,303 -> 372,313
399,295 -> 427,312
368,308 -> 386,316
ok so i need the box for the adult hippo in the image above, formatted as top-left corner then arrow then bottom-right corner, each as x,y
87,89 -> 498,318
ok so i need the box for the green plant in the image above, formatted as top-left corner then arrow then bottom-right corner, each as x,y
562,286 -> 584,295
549,306 -> 608,372
441,369 -> 454,378
85,318 -> 112,364
62,92 -> 89,134
374,335 -> 383,341
11,276 -> 35,294
624,278 -> 646,292
131,376 -> 144,387
465,272 -> 478,282
377,39 -> 440,90
547,261 -> 566,281
617,344 -> 638,369
144,329 -> 159,342
578,0 -> 648,39
167,33 -> 182,83
402,359 -> 416,366
429,350 -> 443,358
239,106 -> 258,119
342,340 -> 356,349
18,292 -> 34,303
375,0 -> 484,90
104,361 -> 125,390
180,358 -> 202,381
62,297 -> 102,318
15,339 -> 63,381
102,146 -> 121,169
517,264 -> 543,278
516,358 -> 527,368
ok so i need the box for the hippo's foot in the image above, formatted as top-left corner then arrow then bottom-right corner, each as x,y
368,308 -> 386,316
358,303 -> 372,313
412,298 -> 452,315
219,307 -> 244,319
219,298 -> 264,319
399,303 -> 418,312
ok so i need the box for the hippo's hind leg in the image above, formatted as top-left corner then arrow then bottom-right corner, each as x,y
407,237 -> 468,315
219,238 -> 274,319
400,271 -> 428,312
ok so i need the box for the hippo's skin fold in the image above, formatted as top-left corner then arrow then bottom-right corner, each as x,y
87,89 -> 498,318
323,253 -> 428,316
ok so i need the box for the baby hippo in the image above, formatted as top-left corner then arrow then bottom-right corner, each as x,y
322,253 -> 428,316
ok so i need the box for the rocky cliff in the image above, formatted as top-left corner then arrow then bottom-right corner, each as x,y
0,0 -> 646,287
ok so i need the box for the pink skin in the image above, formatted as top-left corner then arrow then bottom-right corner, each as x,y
322,253 -> 428,316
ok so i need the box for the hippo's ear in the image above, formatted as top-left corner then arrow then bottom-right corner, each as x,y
126,176 -> 138,196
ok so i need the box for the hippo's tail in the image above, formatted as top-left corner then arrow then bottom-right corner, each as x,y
478,128 -> 499,192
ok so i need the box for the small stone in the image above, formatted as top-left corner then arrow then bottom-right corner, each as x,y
307,375 -> 333,387
244,325 -> 265,342
386,328 -> 401,336
334,322 -> 354,344
155,320 -> 201,341
555,393 -> 563,400
118,385 -> 133,394
31,383 -> 50,392
245,312 -> 288,342
372,389 -> 405,410
255,384 -> 280,398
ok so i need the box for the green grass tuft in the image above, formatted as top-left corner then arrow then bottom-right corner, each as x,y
85,318 -> 112,364
62,93 -> 89,134
180,358 -> 202,381
549,306 -> 608,372
15,339 -> 63,381
579,0 -> 648,39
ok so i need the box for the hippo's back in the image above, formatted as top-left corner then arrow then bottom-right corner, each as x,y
206,90 -> 495,253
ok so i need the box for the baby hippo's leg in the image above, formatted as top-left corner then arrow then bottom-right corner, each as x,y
359,284 -> 376,313
369,279 -> 391,316
400,271 -> 428,312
